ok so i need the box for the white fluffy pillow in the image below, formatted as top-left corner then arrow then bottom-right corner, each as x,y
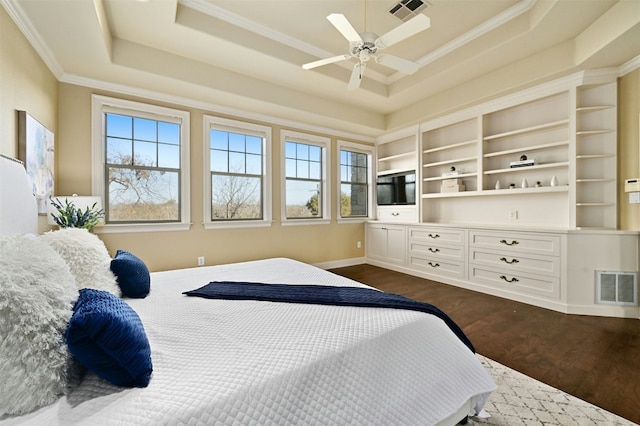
40,228 -> 120,296
0,235 -> 78,415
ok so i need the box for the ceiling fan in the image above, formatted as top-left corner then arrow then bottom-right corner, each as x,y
302,13 -> 431,91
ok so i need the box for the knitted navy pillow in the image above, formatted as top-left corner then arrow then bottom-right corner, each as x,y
66,288 -> 152,387
110,250 -> 150,298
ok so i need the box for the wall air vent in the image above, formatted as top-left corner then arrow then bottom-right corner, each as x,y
595,270 -> 638,306
388,0 -> 431,22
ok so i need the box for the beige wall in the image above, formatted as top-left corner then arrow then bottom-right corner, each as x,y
619,68 -> 640,230
0,7 -> 58,155
57,83 -> 369,271
0,6 -> 58,233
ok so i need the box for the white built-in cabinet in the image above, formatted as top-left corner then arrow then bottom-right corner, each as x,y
367,222 -> 639,318
368,70 -> 639,318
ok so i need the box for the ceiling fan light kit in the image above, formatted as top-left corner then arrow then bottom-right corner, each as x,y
302,11 -> 430,91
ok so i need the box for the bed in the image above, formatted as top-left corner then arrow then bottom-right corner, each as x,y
0,154 -> 495,425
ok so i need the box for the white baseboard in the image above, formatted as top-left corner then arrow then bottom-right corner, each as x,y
314,257 -> 366,270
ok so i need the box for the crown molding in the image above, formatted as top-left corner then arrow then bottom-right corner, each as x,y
619,54 -> 640,76
60,73 -> 375,143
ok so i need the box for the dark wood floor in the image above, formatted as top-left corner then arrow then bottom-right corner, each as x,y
329,264 -> 640,424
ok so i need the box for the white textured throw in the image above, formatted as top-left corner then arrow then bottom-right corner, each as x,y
0,235 -> 77,415
40,228 -> 119,296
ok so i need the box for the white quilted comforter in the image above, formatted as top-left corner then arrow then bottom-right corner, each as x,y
4,258 -> 495,425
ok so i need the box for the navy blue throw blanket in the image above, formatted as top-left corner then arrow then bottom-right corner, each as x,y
183,281 -> 475,353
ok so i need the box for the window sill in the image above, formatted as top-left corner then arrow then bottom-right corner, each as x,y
204,220 -> 273,230
337,217 -> 370,225
94,222 -> 192,234
281,218 -> 331,226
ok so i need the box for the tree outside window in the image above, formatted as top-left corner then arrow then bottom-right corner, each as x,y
340,149 -> 368,217
285,141 -> 324,219
105,113 -> 181,222
210,129 -> 263,220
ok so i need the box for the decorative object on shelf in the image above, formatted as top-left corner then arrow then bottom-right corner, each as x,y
441,178 -> 465,193
550,176 -> 559,187
442,166 -> 458,177
48,194 -> 104,232
510,154 -> 535,168
521,178 -> 528,188
495,180 -> 501,190
509,183 -> 516,189
535,181 -> 542,188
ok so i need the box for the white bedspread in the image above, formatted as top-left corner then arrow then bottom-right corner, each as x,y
2,258 -> 495,425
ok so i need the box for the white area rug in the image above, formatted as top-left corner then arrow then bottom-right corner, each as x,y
472,355 -> 637,425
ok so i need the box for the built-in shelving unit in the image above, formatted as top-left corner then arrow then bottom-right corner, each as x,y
573,81 -> 617,229
375,126 -> 419,222
376,129 -> 418,176
410,71 -> 617,228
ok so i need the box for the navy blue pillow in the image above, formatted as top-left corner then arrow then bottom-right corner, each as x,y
110,250 -> 150,298
66,288 -> 152,388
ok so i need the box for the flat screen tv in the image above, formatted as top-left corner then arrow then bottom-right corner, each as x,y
376,171 -> 416,205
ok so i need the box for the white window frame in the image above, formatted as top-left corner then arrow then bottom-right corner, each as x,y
281,130 -> 331,226
91,95 -> 191,234
337,140 -> 374,223
203,115 -> 272,229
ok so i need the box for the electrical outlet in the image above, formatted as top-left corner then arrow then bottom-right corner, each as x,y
509,210 -> 518,220
357,241 -> 362,249
197,256 -> 205,266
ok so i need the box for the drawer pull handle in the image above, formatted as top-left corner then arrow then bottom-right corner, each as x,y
428,262 -> 440,268
391,212 -> 400,216
499,275 -> 519,283
428,248 -> 440,253
428,234 -> 440,239
500,257 -> 519,264
499,239 -> 519,246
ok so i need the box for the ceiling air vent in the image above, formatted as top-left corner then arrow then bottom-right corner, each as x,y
388,0 -> 431,22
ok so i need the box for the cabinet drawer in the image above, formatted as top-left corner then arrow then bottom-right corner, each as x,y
377,207 -> 416,222
409,255 -> 465,280
409,227 -> 465,245
410,241 -> 464,261
469,231 -> 560,256
469,248 -> 560,277
469,266 -> 560,300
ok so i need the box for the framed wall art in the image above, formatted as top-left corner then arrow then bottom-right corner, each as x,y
18,110 -> 55,214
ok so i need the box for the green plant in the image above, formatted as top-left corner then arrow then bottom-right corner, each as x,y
49,197 -> 105,232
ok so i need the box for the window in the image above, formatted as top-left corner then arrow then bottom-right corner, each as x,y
204,116 -> 271,228
92,95 -> 190,233
281,130 -> 330,224
338,141 -> 373,220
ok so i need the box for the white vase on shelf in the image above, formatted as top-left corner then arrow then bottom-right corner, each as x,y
521,178 -> 528,188
550,175 -> 559,187
495,180 -> 501,190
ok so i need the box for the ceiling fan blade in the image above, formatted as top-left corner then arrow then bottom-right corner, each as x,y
327,13 -> 363,44
348,62 -> 365,91
375,14 -> 430,49
375,54 -> 420,74
302,54 -> 351,70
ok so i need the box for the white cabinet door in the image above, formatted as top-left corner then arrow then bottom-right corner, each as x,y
367,224 -> 389,261
366,223 -> 406,266
385,225 -> 406,265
